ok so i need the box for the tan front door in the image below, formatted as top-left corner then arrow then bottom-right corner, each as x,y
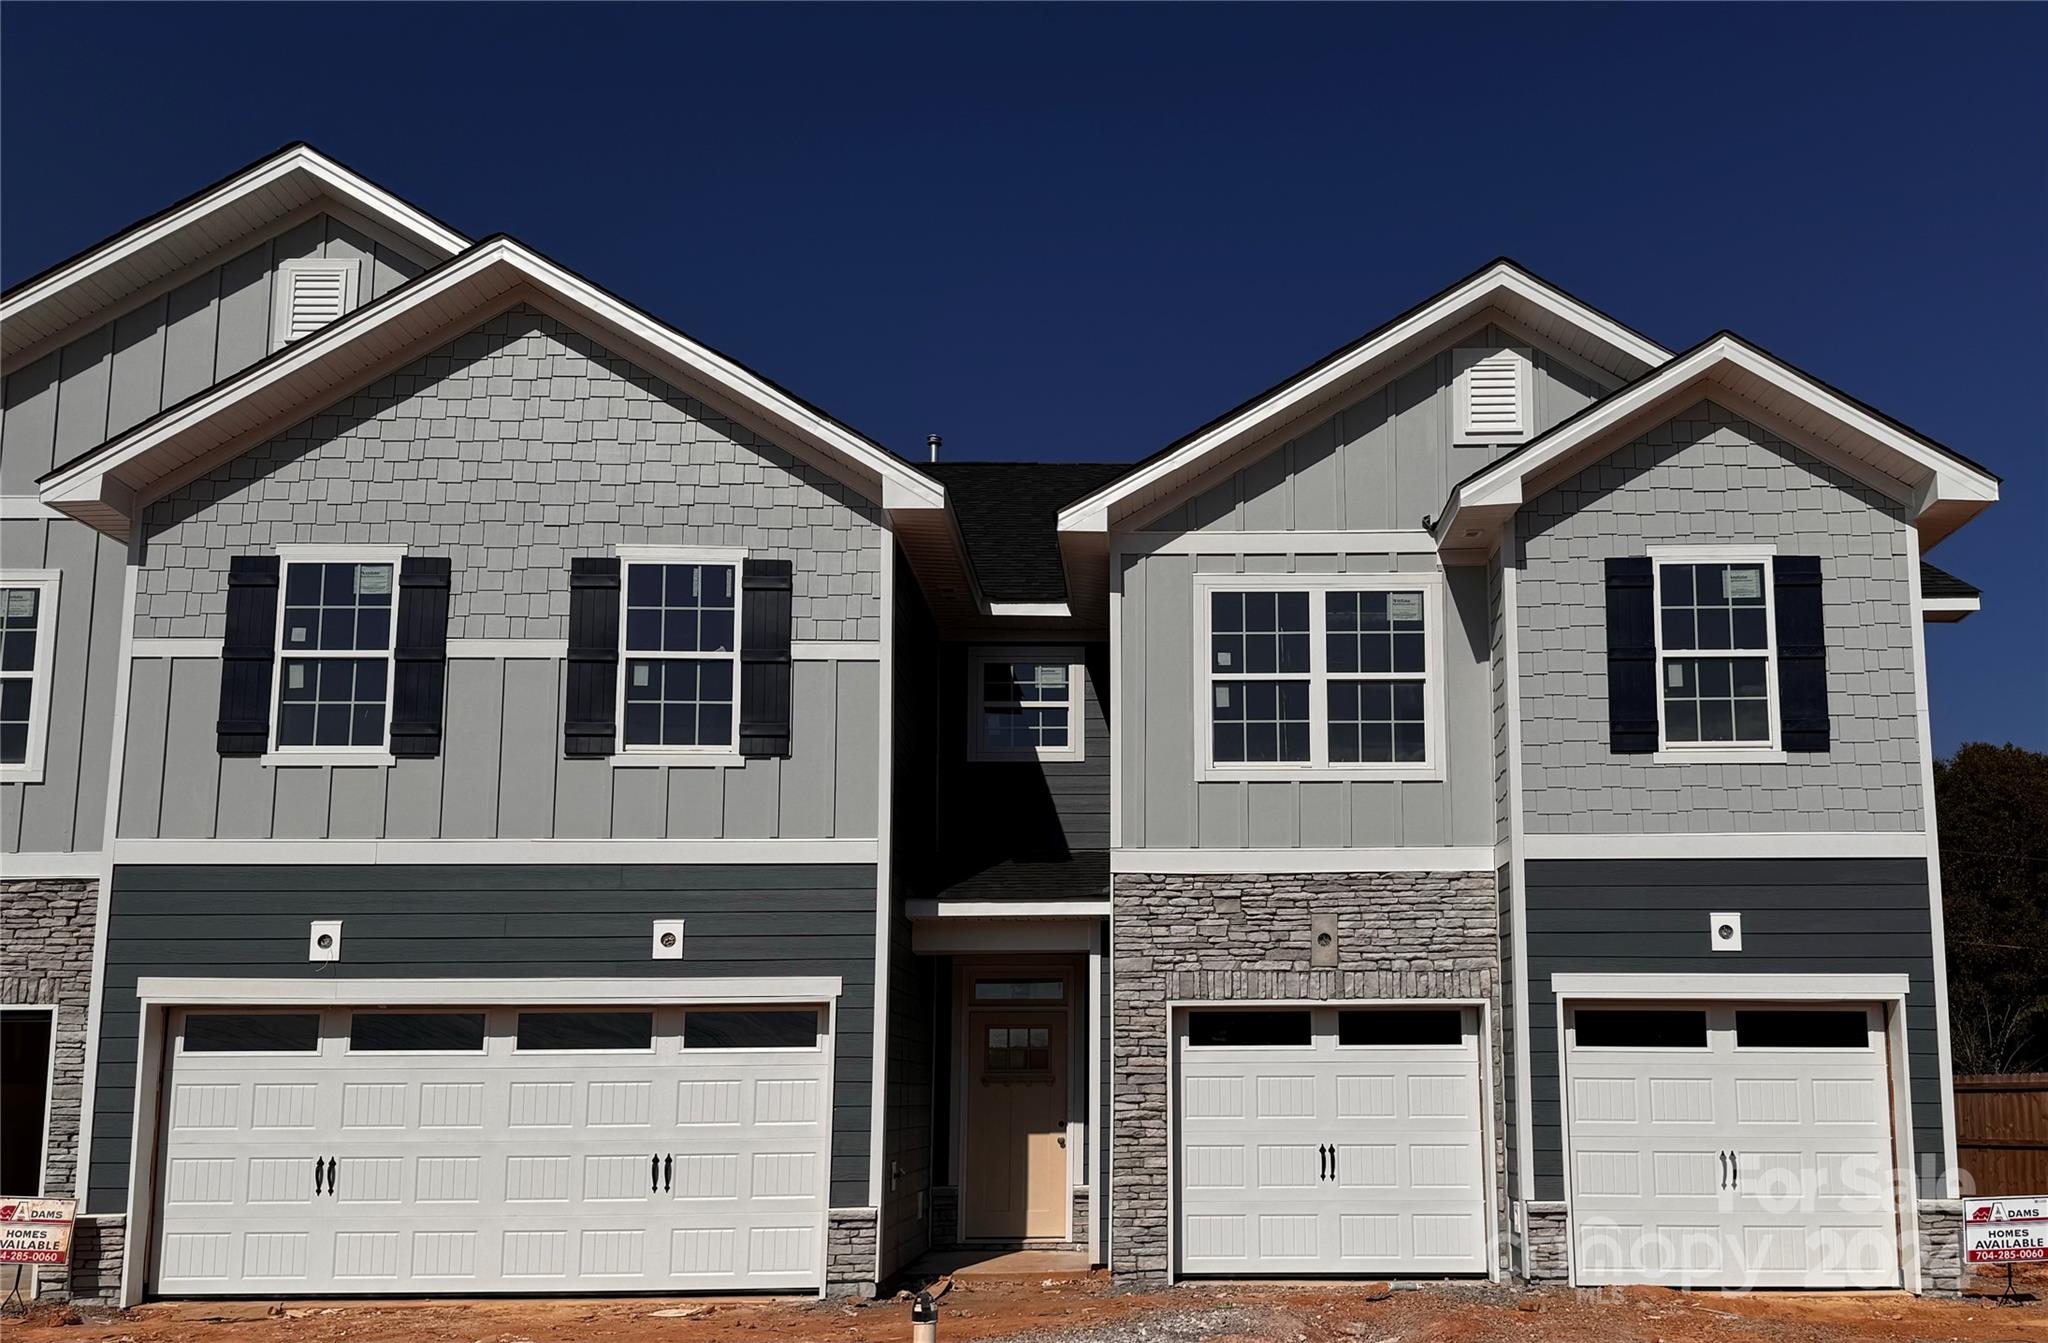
963,1010 -> 1068,1239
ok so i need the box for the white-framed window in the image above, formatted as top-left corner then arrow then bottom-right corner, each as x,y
271,258 -> 361,350
1651,546 -> 1779,756
270,546 -> 403,757
1193,572 -> 1445,780
965,646 -> 1085,762
617,546 -> 743,756
0,570 -> 59,782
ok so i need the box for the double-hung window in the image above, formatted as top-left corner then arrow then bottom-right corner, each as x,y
273,552 -> 397,753
619,550 -> 740,753
1199,574 -> 1442,778
1653,551 -> 1777,750
0,571 -> 58,780
966,647 -> 1084,761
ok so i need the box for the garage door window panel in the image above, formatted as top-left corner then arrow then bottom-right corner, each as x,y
1337,1008 -> 1464,1047
348,1011 -> 488,1053
683,1009 -> 820,1051
182,1012 -> 321,1053
1572,1009 -> 1708,1049
1186,1009 -> 1313,1049
1733,1009 -> 1870,1050
514,1011 -> 655,1052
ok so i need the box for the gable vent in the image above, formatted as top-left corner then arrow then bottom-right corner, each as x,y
1453,346 -> 1533,442
272,259 -> 362,349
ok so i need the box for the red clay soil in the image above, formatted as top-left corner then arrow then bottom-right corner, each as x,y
10,1273 -> 2046,1343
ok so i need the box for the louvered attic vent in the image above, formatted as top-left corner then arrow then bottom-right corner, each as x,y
1453,346 -> 1533,442
271,259 -> 362,350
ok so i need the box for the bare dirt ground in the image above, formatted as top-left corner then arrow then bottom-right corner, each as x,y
11,1274 -> 2046,1343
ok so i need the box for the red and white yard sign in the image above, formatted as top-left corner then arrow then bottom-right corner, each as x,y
0,1198 -> 76,1267
1964,1196 -> 2048,1266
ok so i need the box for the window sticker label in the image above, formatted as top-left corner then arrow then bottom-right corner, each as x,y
5,590 -> 34,618
1725,568 -> 1762,599
355,565 -> 392,596
289,626 -> 309,645
1388,592 -> 1423,622
1667,664 -> 1685,688
288,664 -> 305,690
1215,650 -> 1233,668
633,665 -> 651,687
1214,685 -> 1232,709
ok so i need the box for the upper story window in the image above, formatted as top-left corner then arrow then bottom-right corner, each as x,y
1198,574 -> 1443,779
966,647 -> 1084,762
1654,553 -> 1778,749
0,572 -> 59,781
274,554 -> 397,752
620,555 -> 739,752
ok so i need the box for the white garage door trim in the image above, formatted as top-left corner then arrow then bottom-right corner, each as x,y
1166,998 -> 1498,1283
120,977 -> 841,1308
1554,975 -> 1919,1292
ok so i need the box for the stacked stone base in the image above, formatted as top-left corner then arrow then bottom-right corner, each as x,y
825,1207 -> 879,1297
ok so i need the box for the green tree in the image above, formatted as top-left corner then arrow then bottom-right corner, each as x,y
1937,742 -> 2048,1074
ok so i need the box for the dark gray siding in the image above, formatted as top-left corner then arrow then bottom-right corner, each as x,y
879,907 -> 933,1277
89,863 -> 877,1214
1524,858 -> 1942,1200
1097,919 -> 1109,1263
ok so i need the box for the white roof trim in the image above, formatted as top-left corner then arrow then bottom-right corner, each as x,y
1436,334 -> 1999,552
1057,261 -> 1672,534
2,144 -> 469,365
40,237 -> 945,533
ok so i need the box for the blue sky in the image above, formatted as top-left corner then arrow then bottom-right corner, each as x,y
4,3 -> 2041,753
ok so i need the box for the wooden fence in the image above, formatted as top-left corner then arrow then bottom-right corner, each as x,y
1955,1073 -> 2048,1196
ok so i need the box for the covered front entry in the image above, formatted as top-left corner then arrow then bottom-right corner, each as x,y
149,1002 -> 832,1295
1562,1000 -> 1901,1288
956,965 -> 1078,1242
1175,1004 -> 1490,1277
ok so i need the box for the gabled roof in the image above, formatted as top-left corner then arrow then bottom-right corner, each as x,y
38,235 -> 945,537
1432,332 -> 2001,558
2,143 -> 470,366
924,462 -> 1128,603
1057,258 -> 1673,533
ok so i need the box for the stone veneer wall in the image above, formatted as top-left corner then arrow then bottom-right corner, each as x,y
0,879 -> 100,1300
826,1207 -> 879,1297
1916,1198 -> 1963,1296
1110,870 -> 1502,1285
1521,1202 -> 1569,1280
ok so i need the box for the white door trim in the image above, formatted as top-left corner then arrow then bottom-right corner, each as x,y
135,976 -> 844,1007
1550,973 -> 1909,1001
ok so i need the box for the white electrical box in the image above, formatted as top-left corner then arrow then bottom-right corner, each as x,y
309,919 -> 343,962
1710,912 -> 1742,953
652,918 -> 685,960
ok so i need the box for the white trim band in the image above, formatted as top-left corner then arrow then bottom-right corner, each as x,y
1521,831 -> 1930,860
906,900 -> 1111,919
135,974 -> 844,1007
112,838 -> 879,866
1113,846 -> 1492,874
0,852 -> 105,880
1550,972 -> 1910,1000
134,637 -> 883,662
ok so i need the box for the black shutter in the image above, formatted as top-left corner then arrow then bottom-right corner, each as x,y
564,557 -> 621,757
1775,555 -> 1829,752
1605,555 -> 1658,754
389,557 -> 452,759
216,555 -> 281,756
739,558 -> 794,758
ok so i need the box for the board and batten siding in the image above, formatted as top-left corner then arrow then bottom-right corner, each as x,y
1145,324 -> 1615,536
1522,857 -> 1944,1197
117,652 -> 878,841
0,212 -> 428,492
133,305 -> 884,643
87,863 -> 879,1214
0,517 -> 125,856
1514,399 -> 1923,835
1116,548 -> 1491,850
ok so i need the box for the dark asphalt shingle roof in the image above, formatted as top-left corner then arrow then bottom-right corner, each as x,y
924,461 -> 1128,603
928,853 -> 1111,903
1920,561 -> 1978,600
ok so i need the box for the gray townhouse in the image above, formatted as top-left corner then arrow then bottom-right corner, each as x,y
0,147 -> 1997,1305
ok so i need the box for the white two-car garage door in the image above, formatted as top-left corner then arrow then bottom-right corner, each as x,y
1176,1005 -> 1489,1276
153,1005 -> 830,1294
1564,1002 -> 1899,1288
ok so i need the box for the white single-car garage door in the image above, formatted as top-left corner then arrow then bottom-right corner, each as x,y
1563,1001 -> 1899,1288
153,1004 -> 831,1294
1176,1004 -> 1489,1276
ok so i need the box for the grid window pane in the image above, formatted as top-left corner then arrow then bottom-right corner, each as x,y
624,657 -> 735,748
1663,656 -> 1771,744
0,587 -> 40,672
1659,563 -> 1766,652
281,563 -> 393,652
1328,677 -> 1427,763
979,659 -> 1073,752
277,657 -> 387,747
1,674 -> 30,766
1212,678 -> 1309,763
1211,590 -> 1308,675
1326,590 -> 1425,678
623,563 -> 736,653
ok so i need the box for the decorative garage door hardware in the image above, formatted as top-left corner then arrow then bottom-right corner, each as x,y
1717,1150 -> 1738,1190
312,1157 -> 337,1196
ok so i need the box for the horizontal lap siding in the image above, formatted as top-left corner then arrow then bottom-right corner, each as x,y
936,642 -> 1109,863
1523,857 -> 1941,1200
88,863 -> 879,1213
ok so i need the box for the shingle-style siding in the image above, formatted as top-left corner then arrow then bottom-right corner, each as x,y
86,863 -> 879,1215
1148,325 -> 1615,535
1117,549 -> 1492,850
1522,857 -> 1944,1200
0,520 -> 125,856
1489,555 -> 1509,847
135,304 -> 885,643
1514,400 -> 1923,834
0,213 -> 426,491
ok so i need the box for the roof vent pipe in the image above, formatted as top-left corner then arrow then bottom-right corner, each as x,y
927,433 -> 942,463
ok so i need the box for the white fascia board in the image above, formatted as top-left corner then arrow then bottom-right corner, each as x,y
1439,337 -> 2001,545
984,601 -> 1072,618
39,238 -> 945,525
135,975 -> 844,1007
1549,972 -> 1909,1001
1113,846 -> 1492,874
111,837 -> 879,865
1056,262 -> 1672,535
1521,831 -> 1931,861
905,900 -> 1112,919
1921,596 -> 1979,621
